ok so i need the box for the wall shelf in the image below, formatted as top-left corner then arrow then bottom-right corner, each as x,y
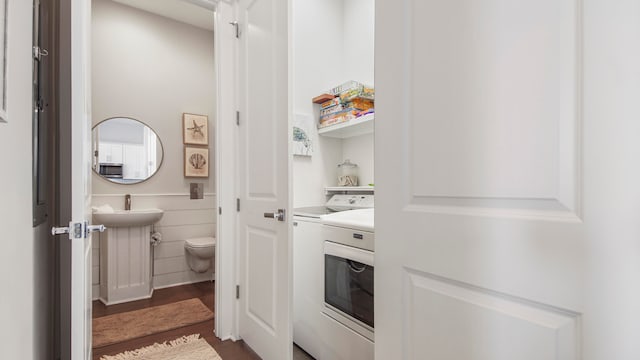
325,186 -> 374,194
318,113 -> 374,139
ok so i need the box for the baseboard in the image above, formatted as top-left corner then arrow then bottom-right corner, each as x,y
98,289 -> 154,306
153,273 -> 215,290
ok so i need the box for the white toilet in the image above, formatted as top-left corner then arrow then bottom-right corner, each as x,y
184,237 -> 216,273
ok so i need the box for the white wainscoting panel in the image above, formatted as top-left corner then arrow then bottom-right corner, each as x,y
92,237 -> 100,299
91,194 -> 216,299
404,269 -> 579,360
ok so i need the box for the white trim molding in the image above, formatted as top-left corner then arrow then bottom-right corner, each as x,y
214,0 -> 238,341
0,0 -> 8,123
182,0 -> 218,11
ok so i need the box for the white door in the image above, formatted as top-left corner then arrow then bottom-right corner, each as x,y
236,0 -> 291,359
57,0 -> 94,358
376,1 -> 640,359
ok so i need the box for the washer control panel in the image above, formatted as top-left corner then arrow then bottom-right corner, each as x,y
326,194 -> 374,211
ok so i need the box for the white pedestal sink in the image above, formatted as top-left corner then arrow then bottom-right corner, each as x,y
93,208 -> 164,228
93,208 -> 164,305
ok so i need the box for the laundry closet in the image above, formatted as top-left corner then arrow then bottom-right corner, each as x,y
292,1 -> 375,359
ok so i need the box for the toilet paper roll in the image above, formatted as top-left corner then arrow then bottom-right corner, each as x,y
150,232 -> 162,246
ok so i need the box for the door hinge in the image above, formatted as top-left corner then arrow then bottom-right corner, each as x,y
218,207 -> 222,215
35,97 -> 45,113
230,21 -> 239,38
236,111 -> 240,126
32,46 -> 49,61
236,285 -> 240,299
236,198 -> 240,212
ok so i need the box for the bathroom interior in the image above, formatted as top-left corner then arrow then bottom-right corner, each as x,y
89,0 -> 221,357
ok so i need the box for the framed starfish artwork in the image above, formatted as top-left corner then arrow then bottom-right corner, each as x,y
182,113 -> 208,145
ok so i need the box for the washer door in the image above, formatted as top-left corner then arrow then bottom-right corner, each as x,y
324,242 -> 374,328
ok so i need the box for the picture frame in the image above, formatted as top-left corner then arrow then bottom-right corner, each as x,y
184,146 -> 209,178
292,113 -> 313,157
182,113 -> 208,145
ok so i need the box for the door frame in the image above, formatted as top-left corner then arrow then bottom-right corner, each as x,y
58,0 -> 93,358
62,0 -> 293,350
213,0 -> 240,341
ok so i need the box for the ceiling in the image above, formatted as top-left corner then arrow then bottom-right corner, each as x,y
111,0 -> 215,31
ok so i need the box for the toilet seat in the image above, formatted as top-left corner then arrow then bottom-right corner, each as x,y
185,237 -> 216,248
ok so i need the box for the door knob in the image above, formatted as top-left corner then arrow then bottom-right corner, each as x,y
264,209 -> 286,222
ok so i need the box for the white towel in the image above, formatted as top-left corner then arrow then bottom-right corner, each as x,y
92,204 -> 114,213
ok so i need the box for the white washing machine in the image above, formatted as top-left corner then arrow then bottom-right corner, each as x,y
320,208 -> 374,360
293,194 -> 373,360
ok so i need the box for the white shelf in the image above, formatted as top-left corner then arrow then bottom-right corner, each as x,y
325,186 -> 374,194
318,113 -> 374,139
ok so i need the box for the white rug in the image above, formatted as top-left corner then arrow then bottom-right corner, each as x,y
100,334 -> 222,360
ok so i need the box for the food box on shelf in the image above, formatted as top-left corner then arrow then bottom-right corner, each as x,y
320,98 -> 341,109
318,108 -> 360,128
345,98 -> 374,111
320,104 -> 344,117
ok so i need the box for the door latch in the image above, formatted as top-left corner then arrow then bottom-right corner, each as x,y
51,222 -> 106,240
263,209 -> 286,222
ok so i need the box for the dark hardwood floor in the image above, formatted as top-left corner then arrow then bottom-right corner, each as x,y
92,281 -> 261,360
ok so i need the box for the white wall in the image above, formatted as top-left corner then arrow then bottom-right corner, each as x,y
0,0 -> 36,358
92,0 -> 216,194
342,133 -> 374,186
292,0 -> 346,207
341,0 -> 375,186
343,0 -> 375,87
91,0 -> 216,293
292,0 -> 375,206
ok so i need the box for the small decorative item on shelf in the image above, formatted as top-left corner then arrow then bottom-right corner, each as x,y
337,159 -> 358,186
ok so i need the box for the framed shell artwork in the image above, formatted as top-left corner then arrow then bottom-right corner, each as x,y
182,113 -> 208,145
184,146 -> 209,178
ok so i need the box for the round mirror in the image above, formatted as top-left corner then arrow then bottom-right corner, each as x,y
92,117 -> 164,184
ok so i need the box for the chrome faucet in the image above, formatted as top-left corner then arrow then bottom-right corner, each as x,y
125,194 -> 131,210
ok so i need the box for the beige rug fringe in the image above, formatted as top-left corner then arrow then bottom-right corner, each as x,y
100,334 -> 205,360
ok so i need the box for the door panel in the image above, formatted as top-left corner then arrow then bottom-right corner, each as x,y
246,226 -> 277,331
245,0 -> 279,199
58,0 -> 93,358
376,0 -> 640,359
404,270 -> 578,359
237,0 -> 290,359
409,0 -> 578,204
